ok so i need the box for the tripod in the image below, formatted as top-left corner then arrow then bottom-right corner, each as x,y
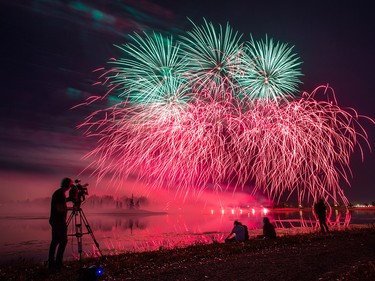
66,204 -> 103,264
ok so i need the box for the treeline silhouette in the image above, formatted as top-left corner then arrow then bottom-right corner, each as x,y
6,194 -> 149,210
85,194 -> 149,209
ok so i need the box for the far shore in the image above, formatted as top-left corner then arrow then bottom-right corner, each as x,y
1,204 -> 374,215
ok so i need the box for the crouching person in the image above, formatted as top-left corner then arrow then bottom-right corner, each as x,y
225,220 -> 247,243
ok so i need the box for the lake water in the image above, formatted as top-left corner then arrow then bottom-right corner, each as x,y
1,207 -> 374,265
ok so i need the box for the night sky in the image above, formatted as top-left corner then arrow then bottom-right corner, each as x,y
0,1 -> 374,203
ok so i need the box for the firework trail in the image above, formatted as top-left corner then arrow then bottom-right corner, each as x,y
80,85 -> 372,204
77,20 -> 373,204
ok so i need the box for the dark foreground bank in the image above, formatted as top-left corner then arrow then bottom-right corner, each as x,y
1,227 -> 374,281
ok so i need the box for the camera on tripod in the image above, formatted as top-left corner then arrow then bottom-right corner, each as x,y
68,179 -> 89,208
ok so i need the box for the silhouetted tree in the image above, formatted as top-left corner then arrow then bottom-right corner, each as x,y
129,194 -> 135,209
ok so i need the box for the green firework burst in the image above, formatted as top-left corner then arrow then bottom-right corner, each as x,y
179,19 -> 246,96
240,35 -> 303,101
108,32 -> 191,105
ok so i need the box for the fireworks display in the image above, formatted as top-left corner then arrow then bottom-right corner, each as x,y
78,20 -> 373,205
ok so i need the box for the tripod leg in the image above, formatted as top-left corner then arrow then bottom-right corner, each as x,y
79,209 -> 103,257
67,208 -> 84,265
66,211 -> 74,227
75,211 -> 83,263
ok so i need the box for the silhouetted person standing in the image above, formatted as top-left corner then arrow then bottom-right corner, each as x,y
48,177 -> 72,271
314,199 -> 329,232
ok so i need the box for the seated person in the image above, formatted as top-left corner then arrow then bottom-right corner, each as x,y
257,217 -> 277,239
225,220 -> 246,242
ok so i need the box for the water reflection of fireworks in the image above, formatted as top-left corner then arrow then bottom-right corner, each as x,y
273,208 -> 352,234
73,210 -> 353,259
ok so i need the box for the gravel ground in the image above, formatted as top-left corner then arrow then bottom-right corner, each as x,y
1,227 -> 374,281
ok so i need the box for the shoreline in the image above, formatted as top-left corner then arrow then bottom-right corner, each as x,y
0,226 -> 374,280
0,213 -> 373,266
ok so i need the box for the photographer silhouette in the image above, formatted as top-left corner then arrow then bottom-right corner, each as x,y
48,177 -> 73,272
